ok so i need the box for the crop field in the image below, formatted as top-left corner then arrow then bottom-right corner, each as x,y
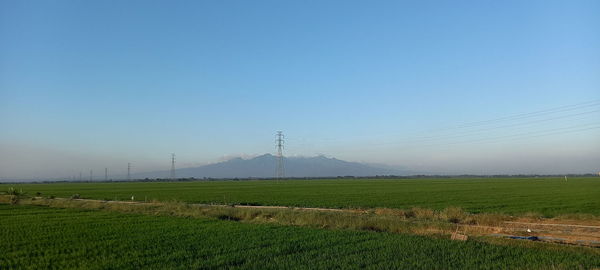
1,204 -> 599,269
5,177 -> 600,216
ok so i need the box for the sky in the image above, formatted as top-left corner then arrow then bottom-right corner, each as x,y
1,0 -> 599,179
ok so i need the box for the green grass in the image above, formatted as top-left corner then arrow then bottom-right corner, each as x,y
5,177 -> 600,216
1,204 -> 599,269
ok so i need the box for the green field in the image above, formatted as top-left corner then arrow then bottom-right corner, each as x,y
2,204 -> 599,269
5,177 -> 600,216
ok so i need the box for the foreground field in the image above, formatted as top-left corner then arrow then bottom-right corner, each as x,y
5,195 -> 600,248
5,177 -> 600,216
2,204 -> 599,269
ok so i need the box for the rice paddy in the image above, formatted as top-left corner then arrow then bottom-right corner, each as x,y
3,177 -> 600,269
5,177 -> 600,216
2,204 -> 599,269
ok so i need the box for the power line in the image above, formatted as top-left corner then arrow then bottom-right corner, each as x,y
276,131 -> 285,180
445,123 -> 600,146
452,100 -> 600,129
316,100 -> 600,145
435,109 -> 599,138
476,125 -> 600,144
396,122 -> 600,151
333,122 -> 600,157
413,100 -> 600,138
375,109 -> 600,146
327,102 -> 600,153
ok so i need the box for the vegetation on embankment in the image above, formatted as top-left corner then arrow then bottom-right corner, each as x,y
0,195 -> 496,236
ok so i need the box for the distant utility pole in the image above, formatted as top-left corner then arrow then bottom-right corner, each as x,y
79,172 -> 82,181
276,131 -> 285,180
170,153 -> 176,180
105,168 -> 108,181
89,170 -> 93,181
127,163 -> 131,181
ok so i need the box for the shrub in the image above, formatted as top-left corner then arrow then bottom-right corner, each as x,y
216,214 -> 241,221
7,187 -> 24,196
410,207 -> 435,219
522,212 -> 543,220
374,208 -> 408,218
555,213 -> 598,221
473,213 -> 509,226
440,207 -> 468,223
9,195 -> 19,205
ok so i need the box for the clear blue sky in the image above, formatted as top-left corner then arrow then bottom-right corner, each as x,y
1,0 -> 599,179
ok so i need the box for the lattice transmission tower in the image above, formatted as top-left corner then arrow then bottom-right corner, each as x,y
170,153 -> 176,180
276,131 -> 285,180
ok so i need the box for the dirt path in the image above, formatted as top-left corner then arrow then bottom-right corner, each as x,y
504,221 -> 600,229
68,198 -> 362,213
224,204 -> 366,213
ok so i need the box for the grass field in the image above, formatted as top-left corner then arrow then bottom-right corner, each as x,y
2,204 -> 599,269
5,177 -> 600,216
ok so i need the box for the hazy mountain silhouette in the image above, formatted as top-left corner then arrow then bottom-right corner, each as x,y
131,154 -> 407,179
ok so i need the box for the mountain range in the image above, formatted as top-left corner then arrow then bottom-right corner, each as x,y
131,154 -> 407,179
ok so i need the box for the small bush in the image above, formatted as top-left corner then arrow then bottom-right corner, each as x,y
374,208 -> 408,217
7,187 -> 24,196
410,207 -> 435,219
359,223 -> 385,232
71,194 -> 81,199
239,202 -> 262,206
9,195 -> 19,205
521,212 -> 543,220
216,214 -> 241,221
440,207 -> 468,223
554,213 -> 599,221
473,213 -> 509,226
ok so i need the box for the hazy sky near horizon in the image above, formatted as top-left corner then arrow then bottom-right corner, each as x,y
1,0 -> 599,179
